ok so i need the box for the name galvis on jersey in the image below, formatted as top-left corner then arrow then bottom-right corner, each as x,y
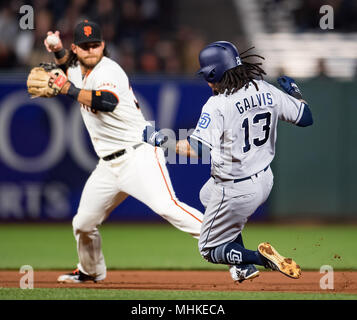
235,92 -> 273,115
190,80 -> 306,180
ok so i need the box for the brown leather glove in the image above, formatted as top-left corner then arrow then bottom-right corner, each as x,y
27,63 -> 67,98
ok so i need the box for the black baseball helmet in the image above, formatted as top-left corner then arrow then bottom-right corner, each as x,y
197,41 -> 242,83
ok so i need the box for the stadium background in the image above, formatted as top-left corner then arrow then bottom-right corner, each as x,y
0,0 -> 357,223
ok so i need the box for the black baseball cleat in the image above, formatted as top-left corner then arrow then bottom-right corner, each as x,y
258,242 -> 301,279
57,268 -> 98,283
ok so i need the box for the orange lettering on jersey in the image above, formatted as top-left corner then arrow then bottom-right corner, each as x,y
84,26 -> 92,37
98,82 -> 116,89
96,90 -> 101,96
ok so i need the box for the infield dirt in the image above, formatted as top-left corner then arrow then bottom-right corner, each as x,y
1,270 -> 356,293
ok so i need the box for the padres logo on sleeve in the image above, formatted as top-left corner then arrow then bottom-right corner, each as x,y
198,112 -> 211,129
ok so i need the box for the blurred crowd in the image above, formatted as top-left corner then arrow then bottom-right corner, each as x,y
1,0 -> 357,77
0,0 -> 207,75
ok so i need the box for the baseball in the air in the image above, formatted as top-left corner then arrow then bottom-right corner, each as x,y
46,34 -> 59,46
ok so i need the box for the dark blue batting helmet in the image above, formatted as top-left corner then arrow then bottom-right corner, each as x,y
197,41 -> 242,83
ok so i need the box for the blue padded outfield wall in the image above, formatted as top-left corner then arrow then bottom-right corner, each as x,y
0,75 -> 356,221
0,75 -> 222,222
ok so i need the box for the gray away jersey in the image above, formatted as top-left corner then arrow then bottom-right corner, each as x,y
190,80 -> 306,180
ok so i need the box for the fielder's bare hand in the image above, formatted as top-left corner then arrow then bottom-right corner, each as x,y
44,31 -> 63,53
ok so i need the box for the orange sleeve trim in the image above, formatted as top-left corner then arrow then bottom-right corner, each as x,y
154,147 -> 203,224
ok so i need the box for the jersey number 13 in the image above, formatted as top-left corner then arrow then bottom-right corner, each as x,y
241,112 -> 271,153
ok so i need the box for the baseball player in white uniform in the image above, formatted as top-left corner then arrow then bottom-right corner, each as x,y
148,41 -> 313,281
43,20 -> 207,283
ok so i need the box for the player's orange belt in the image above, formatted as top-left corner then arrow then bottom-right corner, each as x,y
102,143 -> 143,161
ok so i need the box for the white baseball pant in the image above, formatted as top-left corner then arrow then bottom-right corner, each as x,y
72,143 -> 203,279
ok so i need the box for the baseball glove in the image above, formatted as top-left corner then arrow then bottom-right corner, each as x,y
27,63 -> 67,98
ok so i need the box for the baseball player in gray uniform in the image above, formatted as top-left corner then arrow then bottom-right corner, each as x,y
148,41 -> 312,282
191,41 -> 312,280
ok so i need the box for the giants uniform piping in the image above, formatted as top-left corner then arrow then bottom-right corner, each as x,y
154,147 -> 202,223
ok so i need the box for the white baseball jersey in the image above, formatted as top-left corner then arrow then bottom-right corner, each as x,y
67,56 -> 149,158
66,56 -> 204,280
190,80 -> 306,180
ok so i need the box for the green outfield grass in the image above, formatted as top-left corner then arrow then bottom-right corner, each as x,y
0,223 -> 355,270
0,223 -> 356,300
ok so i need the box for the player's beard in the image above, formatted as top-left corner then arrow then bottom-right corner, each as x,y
77,52 -> 103,69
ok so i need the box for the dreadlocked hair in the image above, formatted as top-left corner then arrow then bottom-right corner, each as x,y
65,46 -> 109,69
214,47 -> 266,96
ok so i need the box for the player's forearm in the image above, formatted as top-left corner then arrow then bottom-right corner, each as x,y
61,82 -> 117,112
60,82 -> 91,104
44,31 -> 69,67
142,128 -> 199,157
77,89 -> 93,106
54,48 -> 70,66
175,139 -> 199,158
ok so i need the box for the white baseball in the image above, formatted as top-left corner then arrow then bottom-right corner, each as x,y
46,34 -> 59,46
